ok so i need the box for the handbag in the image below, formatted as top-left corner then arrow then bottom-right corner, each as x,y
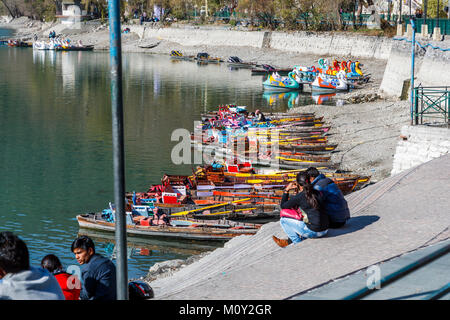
280,208 -> 304,221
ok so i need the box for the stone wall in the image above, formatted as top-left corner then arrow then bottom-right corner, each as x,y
127,25 -> 393,60
269,31 -> 392,60
391,125 -> 450,175
379,38 -> 450,98
128,25 -> 265,48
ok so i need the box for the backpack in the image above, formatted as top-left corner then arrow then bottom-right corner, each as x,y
128,280 -> 154,300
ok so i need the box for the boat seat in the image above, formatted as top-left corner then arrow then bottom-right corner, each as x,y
132,205 -> 150,217
126,212 -> 134,225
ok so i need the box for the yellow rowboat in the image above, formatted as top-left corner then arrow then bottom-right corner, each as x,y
77,213 -> 261,241
275,156 -> 331,164
259,138 -> 328,145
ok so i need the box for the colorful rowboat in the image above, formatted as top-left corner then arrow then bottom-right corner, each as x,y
263,72 -> 303,91
227,56 -> 257,68
195,52 -> 223,63
169,50 -> 196,61
77,212 -> 261,241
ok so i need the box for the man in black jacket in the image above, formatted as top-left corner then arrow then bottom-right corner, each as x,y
306,167 -> 350,228
71,236 -> 116,300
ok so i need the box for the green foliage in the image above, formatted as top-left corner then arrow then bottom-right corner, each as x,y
422,0 -> 448,18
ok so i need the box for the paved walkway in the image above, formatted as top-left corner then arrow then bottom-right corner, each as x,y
149,154 -> 450,300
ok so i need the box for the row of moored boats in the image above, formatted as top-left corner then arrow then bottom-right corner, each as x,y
77,105 -> 371,241
169,50 -> 370,93
1,38 -> 93,51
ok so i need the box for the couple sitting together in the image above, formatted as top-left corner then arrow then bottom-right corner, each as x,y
273,167 -> 350,248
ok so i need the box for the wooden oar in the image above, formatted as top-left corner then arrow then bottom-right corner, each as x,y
213,190 -> 282,200
246,178 -> 294,184
200,207 -> 258,216
276,156 -> 329,163
170,198 -> 251,216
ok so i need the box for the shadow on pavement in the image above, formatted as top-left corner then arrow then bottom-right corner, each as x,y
326,215 -> 380,238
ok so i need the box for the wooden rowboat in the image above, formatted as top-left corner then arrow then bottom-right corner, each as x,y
77,213 -> 261,241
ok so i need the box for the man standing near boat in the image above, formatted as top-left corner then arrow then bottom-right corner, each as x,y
306,167 -> 350,228
71,236 -> 117,300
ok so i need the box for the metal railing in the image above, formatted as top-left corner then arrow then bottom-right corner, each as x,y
404,17 -> 450,35
413,86 -> 450,126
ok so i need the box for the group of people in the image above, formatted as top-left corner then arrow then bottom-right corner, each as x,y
0,233 -> 116,300
139,11 -> 159,24
48,30 -> 57,39
272,167 -> 350,247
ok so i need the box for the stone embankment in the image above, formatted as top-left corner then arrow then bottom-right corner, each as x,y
129,25 -> 393,60
391,125 -> 450,175
379,37 -> 450,98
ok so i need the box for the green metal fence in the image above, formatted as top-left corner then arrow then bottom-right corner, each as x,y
413,86 -> 450,126
187,10 -> 450,34
403,17 -> 450,35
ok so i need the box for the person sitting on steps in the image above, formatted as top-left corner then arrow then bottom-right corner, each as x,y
306,167 -> 350,229
273,171 -> 329,248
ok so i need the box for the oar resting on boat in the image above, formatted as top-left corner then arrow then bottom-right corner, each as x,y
170,198 -> 251,216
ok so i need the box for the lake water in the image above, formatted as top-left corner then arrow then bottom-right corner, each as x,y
0,27 -> 13,39
0,31 -> 340,279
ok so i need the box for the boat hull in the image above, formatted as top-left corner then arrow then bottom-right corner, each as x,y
263,84 -> 301,92
77,214 -> 260,241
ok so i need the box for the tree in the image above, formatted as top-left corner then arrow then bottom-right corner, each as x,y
237,0 -> 277,29
81,0 -> 108,20
422,0 -> 447,18
24,0 -> 59,21
274,0 -> 301,29
0,0 -> 24,17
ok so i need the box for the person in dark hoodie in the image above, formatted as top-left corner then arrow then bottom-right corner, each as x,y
306,167 -> 350,228
71,236 -> 116,300
0,232 -> 65,300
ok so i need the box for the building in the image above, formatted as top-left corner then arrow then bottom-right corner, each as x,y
56,0 -> 89,25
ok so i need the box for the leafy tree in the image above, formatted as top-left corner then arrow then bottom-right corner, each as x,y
422,0 -> 447,18
0,0 -> 25,17
237,0 -> 277,29
274,0 -> 300,29
81,0 -> 108,20
24,0 -> 58,21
